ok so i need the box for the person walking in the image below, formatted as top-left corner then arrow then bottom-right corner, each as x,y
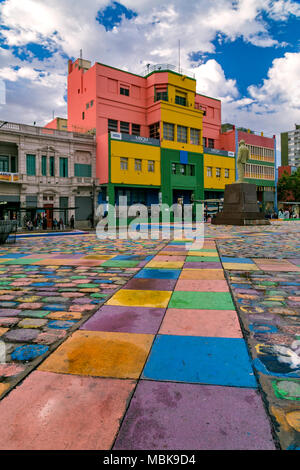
70,215 -> 75,229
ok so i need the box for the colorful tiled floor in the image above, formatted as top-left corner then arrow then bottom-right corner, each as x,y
0,232 -> 277,450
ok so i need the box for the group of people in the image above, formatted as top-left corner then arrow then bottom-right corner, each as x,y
278,208 -> 299,219
23,214 -> 75,231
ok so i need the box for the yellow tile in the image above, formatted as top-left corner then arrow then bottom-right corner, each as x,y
46,311 -> 83,320
38,330 -> 154,379
107,289 -> 172,308
0,383 -> 9,396
145,260 -> 184,269
187,251 -> 218,257
222,263 -> 259,271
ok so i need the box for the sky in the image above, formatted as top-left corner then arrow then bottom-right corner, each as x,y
0,0 -> 300,159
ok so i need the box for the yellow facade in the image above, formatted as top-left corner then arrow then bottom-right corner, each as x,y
110,139 -> 161,186
204,153 -> 236,190
160,73 -> 203,154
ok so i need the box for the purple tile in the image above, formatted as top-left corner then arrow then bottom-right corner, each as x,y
184,262 -> 222,269
0,309 -> 22,317
123,278 -> 177,291
113,381 -> 276,450
80,305 -> 165,334
4,328 -> 39,342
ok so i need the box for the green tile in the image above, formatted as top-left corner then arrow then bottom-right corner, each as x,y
2,259 -> 42,265
185,256 -> 220,262
169,291 -> 235,310
101,260 -> 139,267
19,310 -> 49,318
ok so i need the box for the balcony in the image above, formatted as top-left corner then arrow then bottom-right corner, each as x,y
144,64 -> 195,80
0,172 -> 20,183
0,121 -> 95,142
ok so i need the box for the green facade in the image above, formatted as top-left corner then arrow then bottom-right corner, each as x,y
280,132 -> 288,166
160,148 -> 204,205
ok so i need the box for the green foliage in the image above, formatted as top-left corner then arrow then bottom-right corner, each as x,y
278,168 -> 300,201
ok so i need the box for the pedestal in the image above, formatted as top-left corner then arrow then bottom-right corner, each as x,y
211,182 -> 270,226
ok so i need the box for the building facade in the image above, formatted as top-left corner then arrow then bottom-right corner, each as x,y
66,57 -> 241,209
281,124 -> 300,168
221,125 -> 276,210
0,121 -> 98,228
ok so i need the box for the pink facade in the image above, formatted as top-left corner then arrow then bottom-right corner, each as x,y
237,130 -> 275,150
68,60 -> 173,183
195,94 -> 222,149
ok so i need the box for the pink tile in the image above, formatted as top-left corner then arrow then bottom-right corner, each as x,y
159,308 -> 242,338
151,255 -> 186,262
0,371 -> 136,450
175,280 -> 229,292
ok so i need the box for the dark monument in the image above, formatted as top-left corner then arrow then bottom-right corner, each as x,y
212,140 -> 270,226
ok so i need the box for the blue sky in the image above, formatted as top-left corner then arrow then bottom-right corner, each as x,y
0,0 -> 299,154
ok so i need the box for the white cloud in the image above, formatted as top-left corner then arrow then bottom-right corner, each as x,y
193,60 -> 239,100
0,0 -> 299,141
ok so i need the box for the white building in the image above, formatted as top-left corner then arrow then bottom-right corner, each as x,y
0,120 -> 99,229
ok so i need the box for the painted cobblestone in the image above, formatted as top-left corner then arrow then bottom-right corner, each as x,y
0,223 -> 299,450
0,236 -> 166,399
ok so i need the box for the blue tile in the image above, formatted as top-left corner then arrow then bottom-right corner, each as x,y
135,268 -> 181,280
221,257 -> 254,264
142,335 -> 257,388
0,254 -> 27,259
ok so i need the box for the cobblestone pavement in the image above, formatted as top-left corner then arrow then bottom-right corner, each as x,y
0,224 -> 298,450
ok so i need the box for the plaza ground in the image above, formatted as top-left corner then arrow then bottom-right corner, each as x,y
0,221 -> 299,450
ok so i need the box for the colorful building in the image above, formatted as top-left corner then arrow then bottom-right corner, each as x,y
220,124 -> 276,210
66,58 -> 209,208
62,57 -> 278,214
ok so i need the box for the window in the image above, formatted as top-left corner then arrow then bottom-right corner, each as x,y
49,156 -> 55,177
86,102 -> 89,109
207,167 -> 212,177
120,86 -> 129,96
132,124 -> 140,136
108,119 -> 118,132
203,137 -> 207,147
26,154 -> 36,176
59,157 -> 68,178
120,157 -> 128,170
225,169 -> 230,178
82,112 -> 85,120
155,87 -> 168,102
172,163 -> 176,174
0,156 -> 9,172
135,159 -> 142,171
11,156 -> 17,173
148,160 -> 155,172
74,164 -> 92,177
41,155 -> 47,176
90,100 -> 94,107
216,167 -> 221,178
175,95 -> 187,106
163,122 -> 174,141
190,128 -> 200,145
208,138 -> 215,149
120,121 -> 129,134
149,122 -> 160,139
177,125 -> 187,143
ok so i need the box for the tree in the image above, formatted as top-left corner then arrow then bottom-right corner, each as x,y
277,168 -> 300,202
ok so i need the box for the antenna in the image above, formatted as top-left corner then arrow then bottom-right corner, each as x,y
178,40 -> 181,74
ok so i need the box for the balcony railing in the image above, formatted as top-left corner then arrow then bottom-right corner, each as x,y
144,64 -> 195,79
0,121 -> 95,142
